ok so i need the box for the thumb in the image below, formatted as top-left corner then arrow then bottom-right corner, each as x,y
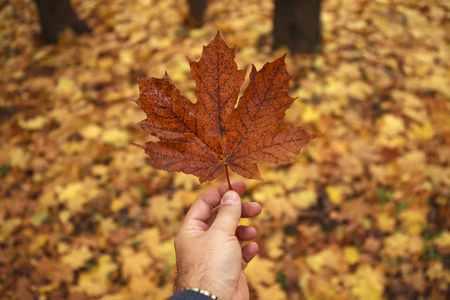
212,190 -> 242,235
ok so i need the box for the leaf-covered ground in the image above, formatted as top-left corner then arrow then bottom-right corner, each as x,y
1,0 -> 449,299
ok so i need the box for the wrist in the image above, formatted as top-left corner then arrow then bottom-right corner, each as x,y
180,288 -> 223,300
176,278 -> 232,300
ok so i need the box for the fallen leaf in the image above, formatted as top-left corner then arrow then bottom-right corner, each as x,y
80,124 -> 102,140
403,271 -> 425,293
102,128 -> 130,148
256,284 -> 287,300
344,246 -> 360,265
363,236 -> 381,254
9,147 -> 30,170
75,255 -> 118,297
265,230 -> 284,258
127,274 -> 158,298
375,212 -> 396,233
306,246 -> 347,273
433,230 -> 450,255
383,232 -> 423,259
347,265 -> 385,300
246,256 -> 277,286
107,227 -> 131,246
14,277 -> 34,300
326,185 -> 344,205
18,116 -> 48,130
119,247 -> 152,277
289,188 -> 317,209
398,207 -> 428,235
61,245 -> 93,270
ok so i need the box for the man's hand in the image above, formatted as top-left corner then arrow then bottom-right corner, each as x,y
174,181 -> 262,300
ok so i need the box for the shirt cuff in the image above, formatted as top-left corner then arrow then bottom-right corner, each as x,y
169,289 -> 214,300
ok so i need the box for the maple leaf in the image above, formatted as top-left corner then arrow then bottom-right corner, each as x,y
133,32 -> 319,185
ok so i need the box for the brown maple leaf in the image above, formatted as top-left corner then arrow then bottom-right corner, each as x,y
133,32 -> 319,187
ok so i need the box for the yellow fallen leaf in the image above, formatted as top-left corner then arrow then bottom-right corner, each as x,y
407,122 -> 435,140
301,104 -> 322,122
264,196 -> 298,221
102,128 -> 130,148
289,189 -> 317,209
252,184 -> 285,203
383,232 -> 423,259
173,173 -> 201,190
326,185 -> 344,205
56,77 -> 75,95
18,116 -> 48,130
245,256 -> 277,286
344,246 -> 360,265
147,194 -> 183,226
392,90 -> 428,123
57,242 -> 70,254
58,210 -> 71,224
0,218 -> 22,243
119,49 -> 134,65
58,182 -> 84,203
58,179 -> 101,213
100,217 -> 118,236
110,192 -> 133,213
75,255 -> 118,296
375,213 -> 396,233
127,274 -> 158,298
61,245 -> 93,270
348,265 -> 385,300
119,247 -> 152,277
265,231 -> 284,259
306,246 -> 345,273
256,284 -> 287,300
425,260 -> 450,291
348,80 -> 372,101
304,272 -> 337,299
397,151 -> 426,174
433,230 -> 450,255
10,147 -> 30,170
425,165 -> 450,186
379,114 -> 405,137
398,207 -> 428,235
80,124 -> 102,140
157,239 -> 176,269
28,234 -> 48,256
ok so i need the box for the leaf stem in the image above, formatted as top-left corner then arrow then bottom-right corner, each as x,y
225,164 -> 233,190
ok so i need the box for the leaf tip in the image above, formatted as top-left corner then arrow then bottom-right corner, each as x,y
249,64 -> 257,77
131,142 -> 145,150
312,133 -> 325,139
133,74 -> 145,85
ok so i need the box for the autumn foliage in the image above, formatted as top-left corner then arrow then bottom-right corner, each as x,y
134,33 -> 318,185
1,0 -> 449,300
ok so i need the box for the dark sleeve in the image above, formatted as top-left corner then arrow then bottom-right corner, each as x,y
169,290 -> 212,300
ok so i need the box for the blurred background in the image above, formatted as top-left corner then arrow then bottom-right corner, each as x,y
0,0 -> 449,299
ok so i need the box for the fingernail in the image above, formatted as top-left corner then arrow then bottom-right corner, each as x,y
222,191 -> 239,205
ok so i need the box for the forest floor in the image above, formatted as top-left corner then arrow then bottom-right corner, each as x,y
1,0 -> 449,299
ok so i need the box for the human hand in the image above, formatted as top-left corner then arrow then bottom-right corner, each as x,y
174,181 -> 262,300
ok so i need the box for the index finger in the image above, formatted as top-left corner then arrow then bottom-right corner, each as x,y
185,181 -> 246,224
